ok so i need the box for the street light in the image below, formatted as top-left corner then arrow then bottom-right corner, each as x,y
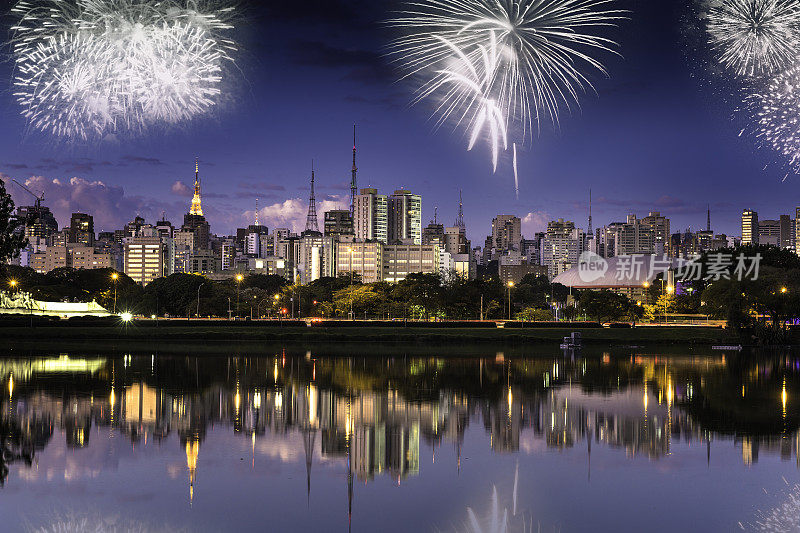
664,284 -> 674,324
196,282 -> 206,318
507,281 -> 514,320
235,274 -> 243,319
781,286 -> 788,294
111,272 -> 119,313
9,279 -> 17,293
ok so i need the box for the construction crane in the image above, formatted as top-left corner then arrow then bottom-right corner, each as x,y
11,179 -> 44,209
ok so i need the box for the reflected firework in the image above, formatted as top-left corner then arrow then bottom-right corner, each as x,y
388,0 -> 623,172
10,0 -> 237,142
706,0 -> 800,78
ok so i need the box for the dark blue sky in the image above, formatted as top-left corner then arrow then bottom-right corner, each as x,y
0,0 -> 796,242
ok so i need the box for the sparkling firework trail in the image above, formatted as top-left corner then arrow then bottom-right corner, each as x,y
388,0 -> 624,173
513,142 -> 519,199
706,0 -> 800,78
749,64 -> 800,173
10,0 -> 237,142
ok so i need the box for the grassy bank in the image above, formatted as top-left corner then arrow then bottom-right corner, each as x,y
1,324 -> 741,346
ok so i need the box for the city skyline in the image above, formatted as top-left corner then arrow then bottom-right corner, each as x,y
1,0 -> 799,241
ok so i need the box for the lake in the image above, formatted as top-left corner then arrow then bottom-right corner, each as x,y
0,345 -> 797,532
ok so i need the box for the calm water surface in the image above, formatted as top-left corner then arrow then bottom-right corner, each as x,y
0,345 -> 798,532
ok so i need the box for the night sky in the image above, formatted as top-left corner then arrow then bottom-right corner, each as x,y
0,0 -> 796,242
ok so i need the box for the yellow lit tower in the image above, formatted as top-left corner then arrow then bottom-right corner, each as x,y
190,158 -> 203,216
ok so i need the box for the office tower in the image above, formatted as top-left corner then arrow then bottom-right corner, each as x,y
68,212 -> 94,246
384,244 -> 440,283
742,209 -> 758,245
124,237 -> 165,285
779,214 -> 794,250
422,209 -> 445,247
337,241 -> 384,283
297,232 -> 327,285
491,215 -> 522,252
354,188 -> 387,243
758,219 -> 780,247
325,210 -> 354,237
795,207 -> 800,255
388,189 -> 422,244
245,224 -> 268,256
155,216 -> 174,239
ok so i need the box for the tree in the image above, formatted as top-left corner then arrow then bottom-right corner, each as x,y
0,178 -> 26,263
515,307 -> 553,321
578,290 -> 638,323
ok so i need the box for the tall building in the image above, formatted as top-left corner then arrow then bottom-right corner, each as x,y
124,237 -> 165,285
640,212 -> 670,255
795,207 -> 800,255
67,213 -> 94,246
324,210 -> 354,237
491,215 -> 522,252
350,125 -> 358,218
758,219 -> 780,247
779,214 -> 794,250
337,241 -> 384,283
354,188 -> 387,243
383,244 -> 440,283
15,205 -> 58,241
387,189 -> 422,244
540,219 -> 584,279
612,214 -> 656,255
422,209 -> 445,247
742,209 -> 758,245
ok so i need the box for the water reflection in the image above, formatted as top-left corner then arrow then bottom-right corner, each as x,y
0,349 -> 799,530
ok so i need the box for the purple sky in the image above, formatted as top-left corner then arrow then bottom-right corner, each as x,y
1,0 -> 798,243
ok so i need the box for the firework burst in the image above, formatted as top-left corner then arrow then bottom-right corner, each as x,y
748,64 -> 800,174
10,0 -> 237,142
388,0 -> 624,170
706,0 -> 800,78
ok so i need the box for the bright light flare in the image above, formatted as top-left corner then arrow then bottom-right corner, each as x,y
120,312 -> 133,322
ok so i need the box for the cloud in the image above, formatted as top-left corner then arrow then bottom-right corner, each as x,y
4,163 -> 28,170
522,211 -> 551,235
3,174 -> 178,232
171,180 -> 192,197
119,155 -> 165,166
243,195 -> 348,233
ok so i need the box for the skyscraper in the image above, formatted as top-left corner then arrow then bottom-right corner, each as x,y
182,160 -> 210,249
324,210 -> 354,237
491,215 -> 522,252
354,188 -> 387,243
742,209 -> 758,245
387,189 -> 421,244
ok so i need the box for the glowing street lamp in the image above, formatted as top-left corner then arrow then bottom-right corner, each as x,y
781,286 -> 788,294
507,281 -> 514,320
111,272 -> 119,313
9,279 -> 18,293
235,273 -> 243,318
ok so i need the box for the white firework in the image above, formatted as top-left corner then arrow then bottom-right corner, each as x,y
749,64 -> 800,173
388,0 -> 623,170
706,0 -> 800,78
10,0 -> 237,142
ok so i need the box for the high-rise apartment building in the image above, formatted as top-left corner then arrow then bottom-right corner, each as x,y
640,212 -> 670,255
742,209 -> 758,245
491,215 -> 522,252
387,189 -> 422,244
540,219 -> 584,279
354,188 -> 387,243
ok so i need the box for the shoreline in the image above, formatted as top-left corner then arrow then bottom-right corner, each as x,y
1,324 -> 744,347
